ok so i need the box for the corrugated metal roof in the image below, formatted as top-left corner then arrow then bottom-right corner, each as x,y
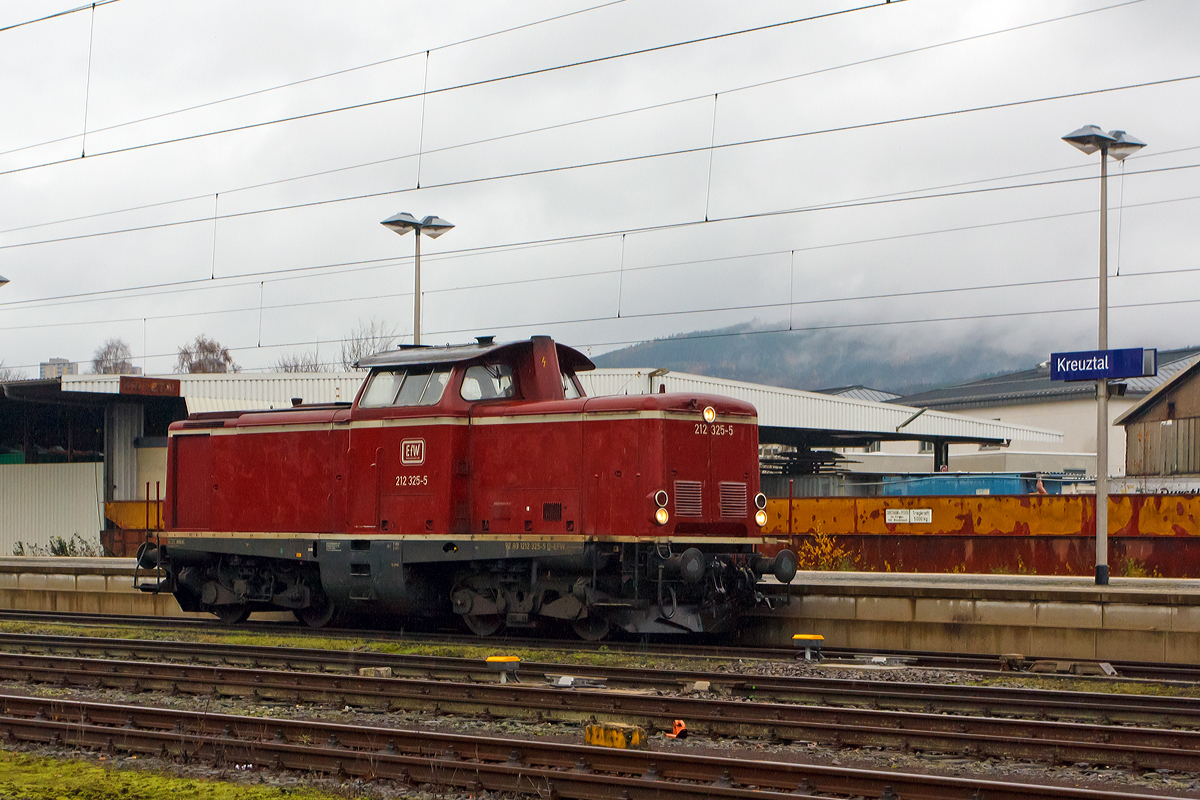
63,373 -> 367,409
579,369 -> 1061,444
816,385 -> 902,403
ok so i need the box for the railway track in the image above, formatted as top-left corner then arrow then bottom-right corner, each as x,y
3,608 -> 1198,683
1,631 -> 1199,729
0,692 -> 1183,800
3,637 -> 1200,771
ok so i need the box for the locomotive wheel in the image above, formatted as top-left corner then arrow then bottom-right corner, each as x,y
463,613 -> 503,637
296,596 -> 337,629
213,605 -> 251,625
571,614 -> 611,641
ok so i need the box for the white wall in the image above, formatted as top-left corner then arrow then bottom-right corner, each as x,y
0,463 -> 104,553
135,447 -> 168,501
950,398 -> 1135,478
847,397 -> 1135,478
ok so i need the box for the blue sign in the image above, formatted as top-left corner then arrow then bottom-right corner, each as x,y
1050,348 -> 1157,382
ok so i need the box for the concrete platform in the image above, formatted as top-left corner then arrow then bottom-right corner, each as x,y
752,571 -> 1200,662
2,559 -> 1199,662
0,558 -> 186,617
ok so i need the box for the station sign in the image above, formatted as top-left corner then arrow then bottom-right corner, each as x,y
1049,348 -> 1157,382
119,375 -> 181,396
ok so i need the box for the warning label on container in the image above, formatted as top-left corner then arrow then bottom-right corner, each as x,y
885,508 -> 932,524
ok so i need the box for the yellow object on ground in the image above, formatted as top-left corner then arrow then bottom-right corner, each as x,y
585,722 -> 648,749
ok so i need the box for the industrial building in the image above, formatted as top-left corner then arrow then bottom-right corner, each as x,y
1114,355 -> 1200,493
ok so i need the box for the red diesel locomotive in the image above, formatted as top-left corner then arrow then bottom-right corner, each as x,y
140,335 -> 797,638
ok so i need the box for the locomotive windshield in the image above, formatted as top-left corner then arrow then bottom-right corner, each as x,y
460,364 -> 515,401
360,367 -> 451,408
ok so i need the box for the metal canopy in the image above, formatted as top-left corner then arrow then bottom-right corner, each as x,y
580,368 -> 1062,447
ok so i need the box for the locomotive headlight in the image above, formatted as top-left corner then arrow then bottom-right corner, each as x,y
655,507 -> 670,525
755,509 -> 768,527
654,490 -> 668,508
754,492 -> 767,510
703,406 -> 716,423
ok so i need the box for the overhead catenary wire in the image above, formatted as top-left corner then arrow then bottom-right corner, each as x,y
6,259 -> 1200,336
0,0 -> 901,179
0,0 -> 121,35
4,76 -> 1199,257
4,176 -> 1200,315
79,1 -> 98,158
2,153 -> 1200,268
0,0 -> 1186,374
0,0 -> 632,160
6,293 -> 1198,374
0,0 -> 1153,239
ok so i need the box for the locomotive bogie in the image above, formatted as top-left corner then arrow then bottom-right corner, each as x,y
149,336 -> 793,637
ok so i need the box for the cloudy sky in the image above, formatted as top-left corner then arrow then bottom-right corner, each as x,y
0,0 -> 1197,377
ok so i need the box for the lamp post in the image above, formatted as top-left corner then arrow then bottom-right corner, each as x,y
1062,125 -> 1146,586
379,213 -> 454,346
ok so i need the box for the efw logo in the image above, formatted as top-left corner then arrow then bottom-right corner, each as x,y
400,439 -> 425,466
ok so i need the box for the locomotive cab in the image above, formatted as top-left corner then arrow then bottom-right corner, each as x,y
148,335 -> 795,637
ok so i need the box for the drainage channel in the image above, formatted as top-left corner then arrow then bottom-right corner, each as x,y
2,649 -> 1199,772
0,693 -> 1182,800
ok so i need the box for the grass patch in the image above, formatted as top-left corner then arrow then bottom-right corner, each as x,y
0,750 -> 345,800
967,673 -> 1200,698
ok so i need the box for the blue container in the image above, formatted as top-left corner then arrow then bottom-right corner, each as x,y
880,473 -> 1061,496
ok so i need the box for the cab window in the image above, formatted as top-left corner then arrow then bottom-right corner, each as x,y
460,364 -> 516,401
562,371 -> 581,399
360,367 -> 451,408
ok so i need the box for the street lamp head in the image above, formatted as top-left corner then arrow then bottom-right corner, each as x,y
0,274 -> 8,289
1062,124 -> 1116,155
380,211 -> 421,236
1107,130 -> 1147,162
380,211 -> 454,348
380,211 -> 454,238
418,215 -> 454,238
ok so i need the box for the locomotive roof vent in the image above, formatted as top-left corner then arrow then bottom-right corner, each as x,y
476,335 -> 496,345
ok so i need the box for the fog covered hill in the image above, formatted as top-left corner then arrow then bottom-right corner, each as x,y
590,324 -> 1046,397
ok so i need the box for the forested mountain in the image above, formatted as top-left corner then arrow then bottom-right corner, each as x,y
591,324 -> 1046,396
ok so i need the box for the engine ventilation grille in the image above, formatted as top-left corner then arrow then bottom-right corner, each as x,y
674,480 -> 703,517
543,502 -> 562,522
719,482 -> 747,518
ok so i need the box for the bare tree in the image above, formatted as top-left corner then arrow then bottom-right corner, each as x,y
341,319 -> 397,370
176,334 -> 239,374
91,338 -> 135,374
0,361 -> 24,382
273,350 -> 322,373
